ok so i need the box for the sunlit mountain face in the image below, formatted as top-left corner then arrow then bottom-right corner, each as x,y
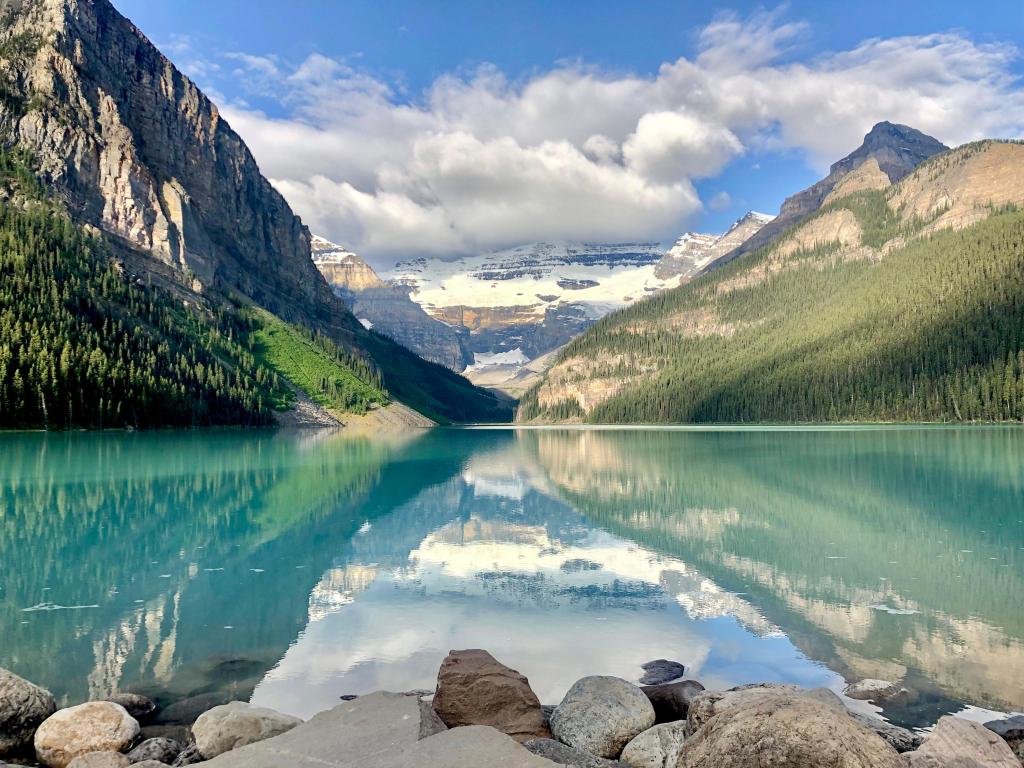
1,428 -> 1021,727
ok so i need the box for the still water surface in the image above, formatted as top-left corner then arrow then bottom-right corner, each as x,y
1,426 -> 1022,727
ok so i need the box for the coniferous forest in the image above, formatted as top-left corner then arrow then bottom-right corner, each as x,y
0,148 -> 388,429
519,195 -> 1024,424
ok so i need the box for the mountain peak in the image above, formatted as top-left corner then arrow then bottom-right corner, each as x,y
831,122 -> 948,182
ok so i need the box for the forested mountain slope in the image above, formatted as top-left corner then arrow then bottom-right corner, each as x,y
519,140 -> 1024,424
0,0 -> 509,426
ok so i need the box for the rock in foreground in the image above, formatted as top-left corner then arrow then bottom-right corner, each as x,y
620,721 -> 687,768
432,649 -> 550,742
192,701 -> 302,758
34,702 -> 140,768
678,684 -> 903,768
550,676 -> 655,759
126,736 -> 182,764
523,737 -> 627,767
641,680 -> 704,724
904,716 -> 1019,767
65,752 -> 130,768
0,668 -> 57,756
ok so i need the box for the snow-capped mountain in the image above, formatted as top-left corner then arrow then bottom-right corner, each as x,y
311,235 -> 386,292
656,212 -> 774,280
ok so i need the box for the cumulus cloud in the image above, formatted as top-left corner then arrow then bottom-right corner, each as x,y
184,10 -> 1024,265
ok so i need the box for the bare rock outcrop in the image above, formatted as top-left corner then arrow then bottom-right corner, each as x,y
903,716 -> 1019,768
0,668 -> 57,756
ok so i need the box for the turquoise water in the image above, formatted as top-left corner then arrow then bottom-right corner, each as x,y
1,426 -> 1022,727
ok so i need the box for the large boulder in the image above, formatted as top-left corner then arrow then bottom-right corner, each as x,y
431,650 -> 550,742
850,711 -> 922,753
904,716 -> 1019,768
192,701 -> 301,759
677,684 -> 902,768
620,721 -> 687,768
641,681 -> 704,724
34,702 -> 140,768
66,752 -> 130,768
125,737 -> 182,764
638,661 -> 685,687
985,716 -> 1024,763
0,668 -> 57,755
524,737 -> 627,767
550,676 -> 655,759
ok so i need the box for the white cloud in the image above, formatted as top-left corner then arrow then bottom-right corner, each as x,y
196,11 -> 1024,265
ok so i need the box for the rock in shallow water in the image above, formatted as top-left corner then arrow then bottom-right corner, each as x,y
523,737 -> 627,767
985,715 -> 1024,741
641,680 -> 704,724
431,649 -> 550,742
638,661 -> 685,687
104,695 -> 156,724
843,678 -> 905,701
550,676 -> 655,759
126,737 -> 182,764
0,668 -> 57,756
849,711 -> 922,753
192,702 -> 302,759
679,684 -> 902,768
34,703 -> 140,768
620,721 -> 687,768
904,716 -> 1019,768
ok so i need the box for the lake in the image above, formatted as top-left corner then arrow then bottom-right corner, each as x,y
1,426 -> 1022,729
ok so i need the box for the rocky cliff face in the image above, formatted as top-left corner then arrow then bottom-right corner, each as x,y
656,212 -> 773,280
312,236 -> 471,370
0,0 -> 347,329
0,0 -> 511,422
713,122 -> 947,268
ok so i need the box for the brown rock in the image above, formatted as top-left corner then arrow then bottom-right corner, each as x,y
66,752 -> 130,768
33,702 -> 140,768
431,650 -> 550,742
904,716 -> 1019,768
677,684 -> 902,768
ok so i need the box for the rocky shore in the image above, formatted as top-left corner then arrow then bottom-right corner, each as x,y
2,653 -> 1022,768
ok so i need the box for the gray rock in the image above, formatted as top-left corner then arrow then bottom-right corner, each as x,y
132,762 -> 171,768
126,737 -> 182,764
66,753 -> 130,768
136,727 -> 189,747
550,676 -> 655,759
640,681 -> 704,724
524,737 -> 627,767
638,661 -> 685,687
169,745 -> 202,766
33,703 -> 140,768
620,721 -> 687,768
199,693 -> 549,767
843,678 -> 905,701
850,711 -> 922,753
904,716 -> 1019,767
678,684 -> 902,768
985,715 -> 1024,741
0,668 -> 57,756
192,702 -> 301,759
104,696 -> 156,724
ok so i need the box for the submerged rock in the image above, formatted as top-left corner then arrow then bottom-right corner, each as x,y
431,649 -> 550,742
620,721 -> 687,768
66,752 -> 130,768
34,703 -> 140,768
104,695 -> 156,724
126,736 -> 182,764
904,716 -> 1019,767
638,661 -> 685,687
640,680 -> 704,724
843,678 -> 905,701
679,684 -> 902,768
0,668 -> 57,756
523,737 -> 627,767
550,676 -> 655,759
192,702 -> 302,759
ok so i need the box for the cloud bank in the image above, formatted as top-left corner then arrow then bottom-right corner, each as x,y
181,10 -> 1024,264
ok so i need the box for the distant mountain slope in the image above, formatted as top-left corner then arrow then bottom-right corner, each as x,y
0,0 -> 509,424
312,236 -> 471,371
386,217 -> 772,378
713,122 -> 947,269
519,139 -> 1024,424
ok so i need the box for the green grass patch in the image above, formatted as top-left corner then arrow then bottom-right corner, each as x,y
248,308 -> 389,415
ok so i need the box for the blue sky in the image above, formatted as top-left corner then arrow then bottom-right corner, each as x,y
113,1 -> 1024,266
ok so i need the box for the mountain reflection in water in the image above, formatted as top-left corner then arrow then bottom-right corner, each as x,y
1,427 -> 1021,728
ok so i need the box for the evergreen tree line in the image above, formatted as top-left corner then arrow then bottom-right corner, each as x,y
520,198 -> 1024,424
